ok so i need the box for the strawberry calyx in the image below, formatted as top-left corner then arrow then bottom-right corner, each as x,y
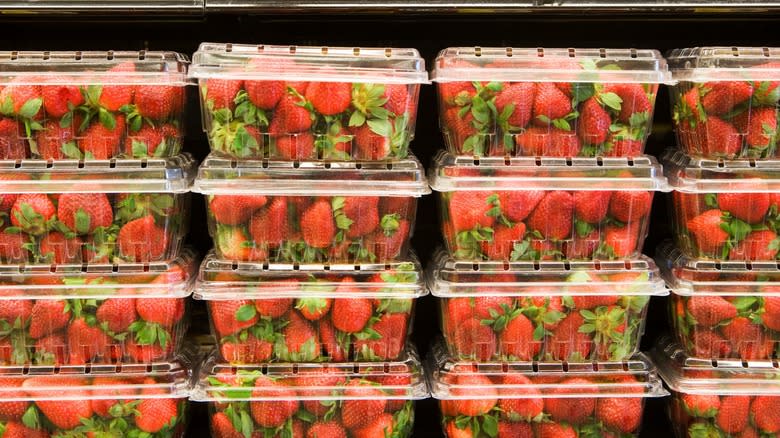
349,83 -> 390,126
314,119 -> 352,160
128,320 -> 171,349
480,303 -> 521,332
449,411 -> 501,438
454,225 -> 494,260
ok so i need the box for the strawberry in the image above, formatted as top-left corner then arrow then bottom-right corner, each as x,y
535,423 -> 577,438
498,190 -> 544,223
295,370 -> 347,415
596,396 -> 643,433
604,83 -> 652,123
134,85 -> 180,120
438,78 -> 476,107
305,82 -> 352,116
722,316 -> 771,359
0,84 -> 42,117
307,421 -> 348,438
319,318 -> 346,361
687,209 -> 729,254
211,412 -> 242,438
716,395 -> 751,434
216,226 -> 265,261
494,82 -> 535,128
78,114 -> 125,159
481,222 -> 526,260
372,373 -> 410,412
34,333 -> 66,364
352,413 -> 394,438
498,374 -> 543,421
90,377 -> 134,418
41,83 -> 84,118
527,191 -> 573,241
444,373 -> 497,417
0,298 -> 32,327
549,313 -> 591,360
729,230 -> 779,260
717,192 -> 770,224
210,195 -> 268,226
332,296 -> 372,333
254,297 -> 292,318
136,297 -> 184,327
11,193 -> 55,236
341,380 -> 387,430
763,296 -> 780,331
751,396 -> 780,433
220,334 -> 272,363
497,422 -> 533,437
364,218 -> 410,260
23,376 -> 92,429
351,123 -> 391,160
682,393 -> 720,417
451,318 -> 496,361
268,94 -> 313,134
701,116 -> 741,157
444,421 -> 474,438
343,196 -> 380,238
383,83 -> 411,115
1,422 -> 48,438
67,317 -> 110,363
245,77 -> 286,111
578,97 -> 611,145
574,191 -> 612,223
135,398 -> 178,433
0,119 -> 26,159
499,313 -> 537,360
745,107 -> 778,149
608,190 -> 652,222
39,231 -> 82,263
688,296 -> 738,326
57,193 -> 114,235
295,298 -> 331,321
274,132 -> 315,159
0,378 -> 28,421
209,300 -> 258,337
701,81 -> 753,115
354,312 -> 407,360
515,126 -> 582,156
29,300 -> 70,339
124,123 -> 178,157
300,200 -> 335,249
544,378 -> 596,423
98,62 -> 135,111
117,215 -> 167,262
278,311 -> 319,361
443,107 -> 478,154
605,136 -> 643,157
533,83 -> 572,123
603,224 -> 639,258
35,119 -> 77,159
249,197 -> 288,249
467,296 -> 513,321
691,329 -> 732,357
204,79 -> 243,111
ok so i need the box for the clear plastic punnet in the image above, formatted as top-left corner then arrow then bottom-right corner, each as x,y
0,50 -> 190,160
431,47 -> 670,158
430,151 -> 668,261
194,250 -> 426,363
0,355 -> 192,437
663,148 -> 780,262
668,47 -> 780,159
0,248 -> 196,365
657,241 -> 780,362
189,42 -> 429,160
429,341 -> 668,438
429,249 -> 668,362
0,154 -> 194,264
193,154 -> 429,264
191,347 -> 427,438
651,337 -> 780,438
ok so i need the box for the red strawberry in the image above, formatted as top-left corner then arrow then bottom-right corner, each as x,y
608,190 -> 652,222
57,193 -> 114,235
603,224 -> 640,258
134,85 -> 180,120
701,81 -> 753,115
444,421 -> 474,438
763,296 -> 780,331
343,196 -> 380,238
136,297 -> 184,327
124,123 -> 178,157
481,222 -> 526,260
249,197 -> 288,249
438,78 -> 476,107
443,107 -> 478,155
716,395 -> 751,434
494,82 -> 535,128
688,296 -> 738,326
729,230 -> 779,260
682,393 -> 721,417
444,298 -> 472,327
717,192 -> 770,224
295,297 -> 331,321
544,377 -> 596,423
245,76 -> 286,111
597,396 -> 643,433
0,84 -> 42,117
469,296 -> 514,321
117,215 -> 167,262
209,300 -> 258,337
34,333 -> 66,364
332,295 -> 373,333
307,421 -> 348,438
0,378 -> 28,421
751,396 -> 780,433
23,376 -> 92,429
515,126 -> 582,156
254,297 -> 292,318
216,226 -> 264,261
578,97 -> 611,145
722,316 -> 771,359
90,377 -> 134,418
0,298 -> 32,327
451,318 -> 496,361
305,82 -> 352,116
383,84 -> 411,115
204,79 -> 243,111
499,313 -> 537,360
67,317 -> 110,363
691,329 -> 732,357
364,217 -> 410,260
533,83 -> 572,123
41,83 -> 84,118
0,119 -> 26,159
1,422 -> 48,438
354,312 -> 407,360
352,413 -> 394,438
268,94 -> 313,134
39,231 -> 82,263
220,334 -> 272,363
319,318 -> 346,361
574,191 -> 612,223
98,62 -> 135,111
211,412 -> 242,438
497,422 -> 533,437
79,114 -> 125,159
341,380 -> 387,429
135,398 -> 178,433
274,132 -> 315,160
687,209 -> 729,254
11,193 -> 55,236
498,190 -> 544,223
527,191 -> 573,241
351,123 -> 391,160
300,200 -> 335,249
248,378 -> 299,427
744,107 -> 778,149
701,116 -> 741,157
210,195 -> 268,226
536,423 -> 577,438
35,119 -> 77,159
604,83 -> 652,123
497,374 -> 543,421
605,136 -> 644,157
549,313 -> 591,360
279,311 -> 319,361
29,300 -> 70,339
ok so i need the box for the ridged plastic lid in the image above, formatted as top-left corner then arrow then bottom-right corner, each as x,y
430,151 -> 669,192
663,149 -> 780,192
190,43 -> 429,84
667,47 -> 780,81
431,47 -> 671,84
190,347 -> 428,402
0,154 -> 195,193
193,154 -> 430,196
194,250 -> 426,300
652,337 -> 780,394
0,51 -> 190,85
428,249 -> 668,297
429,341 -> 668,399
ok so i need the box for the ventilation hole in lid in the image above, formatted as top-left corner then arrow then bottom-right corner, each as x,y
471,263 -> 479,271
716,159 -> 725,168
106,50 -> 114,61
324,162 -> 331,169
749,159 -> 757,168
630,48 -> 638,59
225,43 -> 233,53
77,161 -> 85,169
505,47 -> 513,57
322,47 -> 329,56
535,157 -> 542,166
594,260 -> 601,270
140,159 -> 148,169
74,51 -> 82,61
43,51 -> 50,61
474,47 -> 482,57
386,162 -> 393,170
563,261 -> 571,271
472,158 -> 479,166
568,48 -> 575,58
112,264 -> 119,273
531,362 -> 539,373
385,48 -> 393,58
562,362 -> 569,372
731,47 -> 739,57
502,261 -> 509,271
714,262 -> 722,271
624,260 -> 631,270
355,163 -> 362,170
537,48 -> 544,58
257,45 -> 264,53
262,262 -> 269,270
565,157 -> 573,166
289,46 -> 297,55
293,161 -> 300,169
138,50 -> 146,61
764,47 -> 771,57
596,157 -> 604,166
599,48 -> 606,58
533,261 -> 540,271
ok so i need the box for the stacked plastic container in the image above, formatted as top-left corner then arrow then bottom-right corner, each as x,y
0,51 -> 196,436
188,42 -> 431,437
428,47 -> 672,437
658,47 -> 780,438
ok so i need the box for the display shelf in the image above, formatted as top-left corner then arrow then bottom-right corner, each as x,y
0,0 -> 203,14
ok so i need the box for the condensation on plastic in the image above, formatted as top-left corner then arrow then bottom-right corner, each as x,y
431,47 -> 671,84
663,148 -> 780,193
667,47 -> 780,82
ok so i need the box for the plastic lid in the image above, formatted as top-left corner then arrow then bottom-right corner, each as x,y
663,149 -> 780,193
431,47 -> 671,84
667,47 -> 780,81
0,154 -> 195,194
0,51 -> 190,85
429,151 -> 669,192
428,249 -> 668,297
190,42 -> 429,84
651,337 -> 780,395
0,248 -> 196,299
194,250 -> 426,300
193,154 -> 430,196
656,241 -> 780,296
190,347 -> 428,402
429,341 -> 668,399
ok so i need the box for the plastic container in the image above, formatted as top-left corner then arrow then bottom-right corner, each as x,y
195,250 -> 426,363
429,341 -> 668,438
429,249 -> 668,362
431,47 -> 670,158
657,241 -> 780,361
664,149 -> 780,261
0,357 -> 191,437
189,42 -> 428,160
430,151 -> 668,261
0,50 -> 189,160
193,154 -> 429,263
0,154 -> 194,264
668,47 -> 780,159
0,248 -> 195,365
652,337 -> 780,438
191,347 -> 427,438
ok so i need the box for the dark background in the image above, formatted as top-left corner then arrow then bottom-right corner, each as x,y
1,10 -> 778,436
